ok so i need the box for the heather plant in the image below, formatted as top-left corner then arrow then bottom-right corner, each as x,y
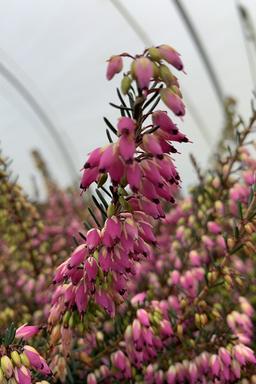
48,43 -> 188,377
0,43 -> 256,384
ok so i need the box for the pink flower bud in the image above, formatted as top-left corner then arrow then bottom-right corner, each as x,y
239,297 -> 254,317
160,88 -> 185,116
118,135 -> 135,163
133,57 -> 153,89
95,290 -> 115,316
99,365 -> 110,378
109,155 -> 124,184
158,44 -> 184,71
23,346 -> 41,367
207,221 -> 221,234
127,162 -> 141,191
160,319 -> 173,338
80,167 -> 99,190
139,197 -> 161,219
75,280 -> 88,313
198,352 -> 210,373
240,345 -> 256,364
137,309 -> 150,327
111,350 -> 126,371
84,147 -> 102,169
104,216 -> 122,242
87,228 -> 101,251
152,111 -> 177,134
117,117 -> 136,135
142,134 -> 163,158
145,364 -> 154,383
209,354 -> 220,376
189,250 -> 201,266
99,144 -> 117,172
155,370 -> 164,384
87,372 -> 97,384
15,324 -> 39,340
170,270 -> 180,285
139,221 -> 156,244
85,256 -> 98,282
167,365 -> 176,384
218,347 -> 231,366
106,55 -> 123,80
23,345 -> 51,375
132,319 -> 142,342
233,344 -> 246,365
14,365 -> 31,384
69,244 -> 87,268
188,362 -> 198,384
142,327 -> 153,347
131,292 -> 146,306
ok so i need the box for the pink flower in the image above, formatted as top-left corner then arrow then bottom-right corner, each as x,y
111,350 -> 126,371
23,346 -> 51,375
160,88 -> 185,116
142,134 -> 163,158
87,373 -> 97,384
132,319 -> 142,341
209,354 -> 220,376
14,366 -> 31,384
152,111 -> 177,134
75,280 -> 88,314
84,147 -> 102,169
133,57 -> 153,89
80,167 -> 99,190
158,44 -> 184,71
15,324 -> 39,340
218,347 -> 231,366
131,292 -> 146,306
118,135 -> 135,163
117,117 -> 136,135
188,362 -> 198,384
87,228 -> 101,251
137,309 -> 150,327
159,319 -> 173,338
127,162 -> 141,191
68,244 -> 87,268
95,290 -> 115,317
99,144 -> 117,172
106,55 -> 123,80
207,221 -> 221,234
167,365 -> 176,384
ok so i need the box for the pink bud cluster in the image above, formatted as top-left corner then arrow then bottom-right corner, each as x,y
0,339 -> 51,384
124,306 -> 173,368
163,344 -> 256,384
81,113 -> 187,212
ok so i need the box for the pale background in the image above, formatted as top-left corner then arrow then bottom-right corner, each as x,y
0,0 -> 255,197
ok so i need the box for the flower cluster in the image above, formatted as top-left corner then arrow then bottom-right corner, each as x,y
49,44 -> 188,338
0,325 -> 51,384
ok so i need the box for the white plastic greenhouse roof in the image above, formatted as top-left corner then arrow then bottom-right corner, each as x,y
0,0 -> 255,197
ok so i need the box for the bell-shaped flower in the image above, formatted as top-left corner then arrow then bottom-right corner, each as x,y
106,55 -> 123,80
160,88 -> 185,116
133,57 -> 153,89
